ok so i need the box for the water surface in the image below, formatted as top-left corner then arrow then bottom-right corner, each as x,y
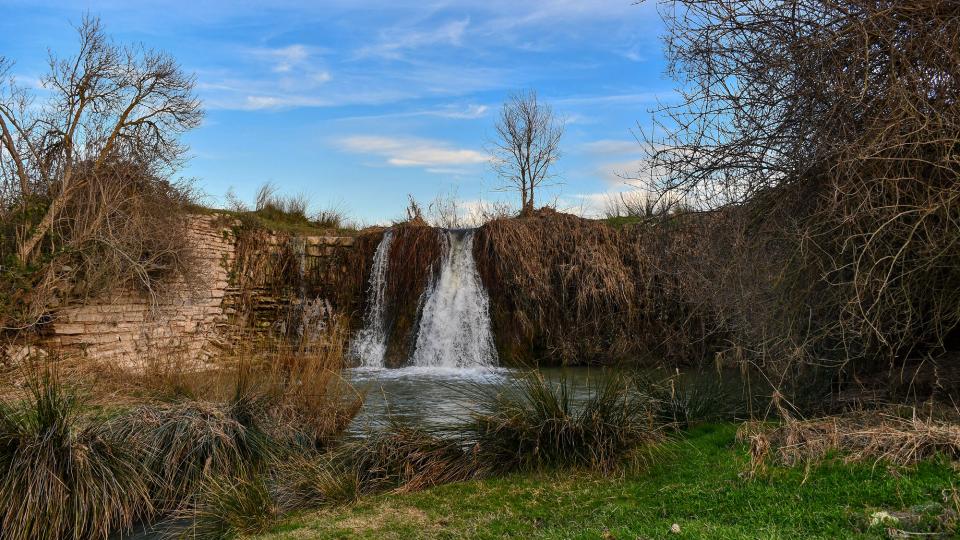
345,366 -> 611,433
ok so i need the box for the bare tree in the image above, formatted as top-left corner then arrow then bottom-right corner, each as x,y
490,90 -> 564,215
1,15 -> 201,264
1,16 -> 202,327
641,0 -> 960,374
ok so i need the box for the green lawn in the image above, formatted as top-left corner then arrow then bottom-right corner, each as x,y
251,425 -> 958,539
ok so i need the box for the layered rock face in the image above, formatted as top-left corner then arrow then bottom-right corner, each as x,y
30,214 -> 357,367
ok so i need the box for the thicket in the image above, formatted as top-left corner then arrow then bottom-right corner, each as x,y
471,0 -> 960,396
637,0 -> 960,380
474,208 -> 730,366
0,17 -> 201,333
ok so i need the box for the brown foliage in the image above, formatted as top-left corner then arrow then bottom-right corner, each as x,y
641,0 -> 960,376
739,409 -> 960,468
2,160 -> 197,330
474,209 -> 727,365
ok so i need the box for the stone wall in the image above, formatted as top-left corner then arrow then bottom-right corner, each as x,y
32,214 -> 359,366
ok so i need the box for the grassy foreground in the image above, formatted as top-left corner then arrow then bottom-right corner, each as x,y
251,424 -> 958,540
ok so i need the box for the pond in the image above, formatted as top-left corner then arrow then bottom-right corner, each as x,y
345,366 -> 614,433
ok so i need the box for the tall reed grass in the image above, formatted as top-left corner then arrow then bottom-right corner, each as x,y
463,372 -> 663,472
165,473 -> 279,540
344,423 -> 482,494
0,369 -> 152,540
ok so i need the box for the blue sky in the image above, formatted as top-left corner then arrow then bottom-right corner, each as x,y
0,0 -> 672,224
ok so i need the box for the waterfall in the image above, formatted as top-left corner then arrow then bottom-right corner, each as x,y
410,229 -> 497,368
351,230 -> 393,367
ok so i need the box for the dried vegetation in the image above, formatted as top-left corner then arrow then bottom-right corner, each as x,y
740,408 -> 960,470
474,208 -> 728,366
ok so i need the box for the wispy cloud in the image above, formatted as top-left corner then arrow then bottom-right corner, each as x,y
334,135 -> 489,169
440,104 -> 489,119
249,44 -> 314,73
331,103 -> 490,122
355,18 -> 471,60
237,95 -> 330,110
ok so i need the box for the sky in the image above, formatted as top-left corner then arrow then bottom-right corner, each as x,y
0,0 -> 673,224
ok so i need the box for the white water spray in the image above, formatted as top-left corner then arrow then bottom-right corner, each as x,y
351,230 -> 393,367
410,229 -> 497,368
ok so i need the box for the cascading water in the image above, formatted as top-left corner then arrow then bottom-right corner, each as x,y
410,229 -> 497,368
351,230 -> 393,367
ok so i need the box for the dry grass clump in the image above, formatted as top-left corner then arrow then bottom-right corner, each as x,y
344,423 -> 483,494
464,372 -> 663,472
165,473 -> 279,540
739,410 -> 960,469
109,395 -> 277,510
266,362 -> 363,448
474,208 -> 727,365
313,204 -> 349,230
273,454 -> 361,511
0,370 -> 152,540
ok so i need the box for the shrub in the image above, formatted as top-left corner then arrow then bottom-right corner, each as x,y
644,0 -> 960,376
109,396 -> 276,510
273,454 -> 360,511
637,372 -> 749,429
344,423 -> 482,494
464,372 -> 662,472
0,371 -> 151,540
166,473 -> 278,540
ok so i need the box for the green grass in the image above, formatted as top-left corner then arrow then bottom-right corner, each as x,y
248,424 -> 958,539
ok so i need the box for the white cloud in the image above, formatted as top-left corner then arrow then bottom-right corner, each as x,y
328,103 -> 490,123
248,44 -> 315,73
599,159 -> 651,185
355,18 -> 471,59
311,71 -> 333,84
237,95 -> 330,110
562,188 -> 659,218
335,135 -> 489,169
439,104 -> 489,119
581,139 -> 664,187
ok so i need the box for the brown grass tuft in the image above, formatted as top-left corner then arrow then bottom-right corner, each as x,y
473,209 -> 727,366
740,410 -> 960,469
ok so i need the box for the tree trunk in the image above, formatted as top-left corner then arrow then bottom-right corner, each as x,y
0,115 -> 30,198
17,196 -> 58,263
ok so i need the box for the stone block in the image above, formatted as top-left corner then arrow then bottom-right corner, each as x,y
55,323 -> 85,335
